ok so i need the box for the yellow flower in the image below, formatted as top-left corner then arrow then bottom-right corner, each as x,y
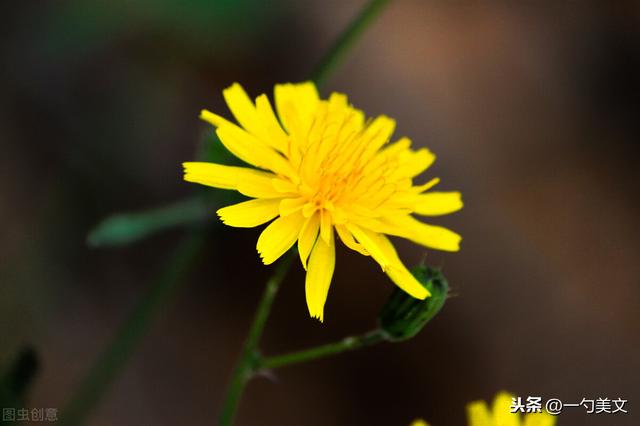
183,82 -> 462,321
412,391 -> 557,426
467,392 -> 556,426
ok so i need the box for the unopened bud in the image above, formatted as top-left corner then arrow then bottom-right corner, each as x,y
378,266 -> 448,341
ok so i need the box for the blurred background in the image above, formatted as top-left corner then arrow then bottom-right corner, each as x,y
2,1 -> 639,425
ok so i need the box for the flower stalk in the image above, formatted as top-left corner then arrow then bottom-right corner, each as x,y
258,329 -> 387,371
218,1 -> 404,422
219,251 -> 294,426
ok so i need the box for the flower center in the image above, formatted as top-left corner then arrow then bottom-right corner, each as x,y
292,104 -> 397,221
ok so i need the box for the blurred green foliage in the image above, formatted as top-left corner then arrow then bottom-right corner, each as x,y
87,197 -> 208,247
87,130 -> 244,247
0,348 -> 39,415
41,0 -> 282,57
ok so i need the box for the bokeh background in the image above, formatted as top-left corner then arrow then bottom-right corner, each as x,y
2,1 -> 639,425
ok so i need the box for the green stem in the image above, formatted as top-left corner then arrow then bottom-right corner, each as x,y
219,1 -> 394,423
58,233 -> 205,426
311,0 -> 391,88
259,329 -> 387,370
219,252 -> 294,426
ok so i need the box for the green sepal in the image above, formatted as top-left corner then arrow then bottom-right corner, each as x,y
378,265 -> 448,341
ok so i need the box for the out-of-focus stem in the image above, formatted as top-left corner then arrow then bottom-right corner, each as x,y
219,1 -> 394,424
219,252 -> 294,426
311,0 -> 391,88
58,233 -> 205,426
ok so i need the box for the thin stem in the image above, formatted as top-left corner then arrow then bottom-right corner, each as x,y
58,233 -> 205,426
258,329 -> 387,370
219,252 -> 294,426
311,0 -> 391,88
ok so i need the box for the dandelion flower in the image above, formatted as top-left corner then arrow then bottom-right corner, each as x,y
467,392 -> 557,426
411,391 -> 557,426
183,82 -> 462,321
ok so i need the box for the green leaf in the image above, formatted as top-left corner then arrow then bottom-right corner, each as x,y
87,197 -> 208,248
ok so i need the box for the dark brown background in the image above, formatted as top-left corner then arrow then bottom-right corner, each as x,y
1,1 -> 639,425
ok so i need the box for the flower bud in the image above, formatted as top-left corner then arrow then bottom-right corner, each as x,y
378,266 -> 448,341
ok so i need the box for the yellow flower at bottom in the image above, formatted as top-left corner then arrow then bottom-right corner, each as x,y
467,392 -> 556,426
183,82 -> 463,321
412,391 -> 557,426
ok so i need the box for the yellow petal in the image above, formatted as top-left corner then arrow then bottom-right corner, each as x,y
184,162 -> 237,190
255,94 -> 288,153
332,206 -> 348,224
410,420 -> 431,426
380,215 -> 462,252
256,212 -> 305,264
467,400 -> 493,426
272,177 -> 298,193
279,197 -> 307,216
385,261 -> 430,300
412,177 -> 440,193
274,82 -> 319,133
370,233 -> 429,299
413,191 -> 463,216
523,413 -> 556,426
327,92 -> 348,109
223,83 -> 263,137
492,392 -> 520,426
361,115 -> 396,158
345,224 -> 394,271
302,202 -> 317,218
305,229 -> 335,322
216,124 -> 295,178
360,182 -> 397,210
344,224 -> 428,298
237,178 -> 283,199
298,213 -> 320,269
359,137 -> 406,178
335,225 -> 369,256
183,162 -> 280,198
381,136 -> 411,156
320,209 -> 332,243
200,109 -> 232,128
217,199 -> 281,228
389,148 -> 435,180
221,84 -> 290,155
